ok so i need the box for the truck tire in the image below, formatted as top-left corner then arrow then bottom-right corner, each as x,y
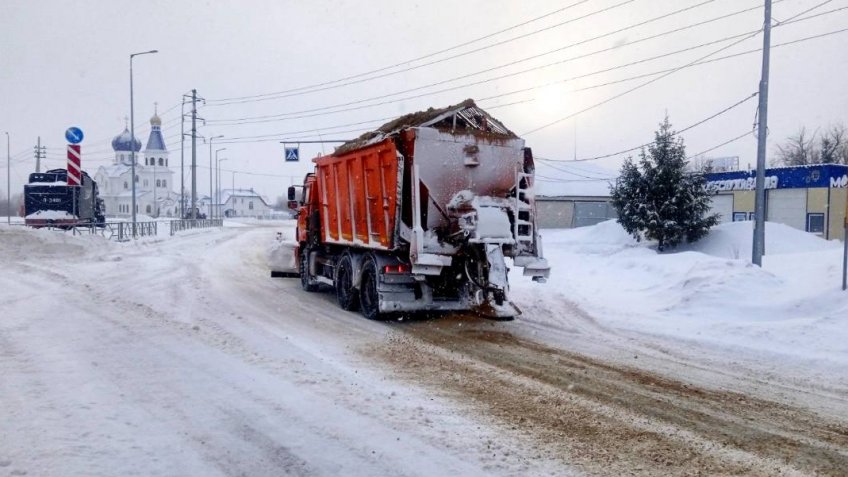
300,250 -> 319,292
359,258 -> 383,320
335,255 -> 360,311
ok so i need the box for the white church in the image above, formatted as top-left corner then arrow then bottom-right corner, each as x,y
95,109 -> 180,218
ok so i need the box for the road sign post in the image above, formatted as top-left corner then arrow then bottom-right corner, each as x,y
65,127 -> 83,186
66,145 -> 82,186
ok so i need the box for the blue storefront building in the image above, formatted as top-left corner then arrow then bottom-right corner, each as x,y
705,164 -> 848,240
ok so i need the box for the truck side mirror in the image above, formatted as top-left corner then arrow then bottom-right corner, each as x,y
287,186 -> 296,201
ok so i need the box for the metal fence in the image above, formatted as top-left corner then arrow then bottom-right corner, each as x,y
10,219 -> 222,241
104,221 -> 158,241
169,218 -> 223,236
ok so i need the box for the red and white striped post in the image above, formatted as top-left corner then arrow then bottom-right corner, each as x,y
67,145 -> 81,186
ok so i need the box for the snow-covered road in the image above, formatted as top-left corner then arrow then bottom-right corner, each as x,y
2,222 -> 847,476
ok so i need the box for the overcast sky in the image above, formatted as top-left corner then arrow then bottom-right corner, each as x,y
2,0 -> 846,202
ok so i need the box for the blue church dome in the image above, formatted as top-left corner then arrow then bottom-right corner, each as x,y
112,128 -> 142,152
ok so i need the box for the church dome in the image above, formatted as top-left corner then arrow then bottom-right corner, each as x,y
150,112 -> 162,127
112,128 -> 142,152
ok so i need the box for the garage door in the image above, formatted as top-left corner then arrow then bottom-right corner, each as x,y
573,201 -> 616,228
710,194 -> 734,223
767,189 -> 806,231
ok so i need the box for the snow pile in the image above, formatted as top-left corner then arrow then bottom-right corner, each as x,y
511,220 -> 848,369
24,210 -> 76,220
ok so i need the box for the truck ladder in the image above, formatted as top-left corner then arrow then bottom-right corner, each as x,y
514,172 -> 535,253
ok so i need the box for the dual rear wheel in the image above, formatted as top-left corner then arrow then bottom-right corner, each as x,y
335,255 -> 382,320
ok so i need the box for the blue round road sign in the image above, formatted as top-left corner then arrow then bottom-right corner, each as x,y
65,127 -> 84,144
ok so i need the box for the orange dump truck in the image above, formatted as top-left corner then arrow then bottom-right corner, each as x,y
288,100 -> 549,319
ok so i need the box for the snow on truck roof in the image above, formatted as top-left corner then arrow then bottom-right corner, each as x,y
334,99 -> 518,155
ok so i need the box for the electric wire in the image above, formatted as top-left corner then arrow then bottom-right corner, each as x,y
206,0 -> 642,105
205,6 -> 846,128
208,0 -> 764,122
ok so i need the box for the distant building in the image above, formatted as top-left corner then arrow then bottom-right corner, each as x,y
705,164 -> 848,239
689,155 -> 740,173
533,160 -> 618,229
95,108 -> 179,218
218,189 -> 273,218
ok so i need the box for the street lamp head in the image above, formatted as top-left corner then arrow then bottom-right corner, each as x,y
131,49 -> 159,58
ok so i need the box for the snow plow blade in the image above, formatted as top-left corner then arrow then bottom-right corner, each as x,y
268,235 -> 298,278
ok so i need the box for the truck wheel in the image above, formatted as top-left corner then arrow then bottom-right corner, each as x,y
300,251 -> 318,292
335,255 -> 360,311
359,259 -> 383,320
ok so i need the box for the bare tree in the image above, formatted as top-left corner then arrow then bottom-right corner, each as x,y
825,124 -> 847,164
773,127 -> 817,166
773,123 -> 848,166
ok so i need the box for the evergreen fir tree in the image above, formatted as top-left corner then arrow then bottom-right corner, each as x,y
610,117 -> 719,251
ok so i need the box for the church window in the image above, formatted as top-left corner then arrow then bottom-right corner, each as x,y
124,181 -> 128,189
249,201 -> 254,210
135,175 -> 139,183
146,205 -> 151,213
159,158 -> 164,166
156,179 -> 161,187
163,180 -> 167,188
165,159 -> 168,166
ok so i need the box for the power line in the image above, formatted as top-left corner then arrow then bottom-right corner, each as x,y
211,98 -> 534,145
206,6 -> 847,128
206,0 -> 644,107
208,0 -> 759,123
688,129 -> 754,159
541,92 -> 758,163
523,1 -> 845,136
206,0 -> 594,104
209,30 -> 762,126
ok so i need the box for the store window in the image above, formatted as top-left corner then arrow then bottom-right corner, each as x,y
733,212 -> 748,222
807,213 -> 825,235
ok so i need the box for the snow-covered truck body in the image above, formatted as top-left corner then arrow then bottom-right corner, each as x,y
23,169 -> 105,228
290,100 -> 549,319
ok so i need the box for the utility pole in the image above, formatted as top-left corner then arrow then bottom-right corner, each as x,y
208,135 -> 224,219
191,89 -> 198,219
34,137 -> 45,173
5,132 -> 9,225
180,95 -> 186,219
752,0 -> 771,267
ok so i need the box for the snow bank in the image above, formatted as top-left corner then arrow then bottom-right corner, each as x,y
511,220 -> 848,370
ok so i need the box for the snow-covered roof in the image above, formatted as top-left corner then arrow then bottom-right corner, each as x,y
533,159 -> 617,198
112,128 -> 142,152
219,188 -> 270,206
144,125 -> 167,152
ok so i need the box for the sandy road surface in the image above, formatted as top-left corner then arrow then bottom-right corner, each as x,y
373,318 -> 848,476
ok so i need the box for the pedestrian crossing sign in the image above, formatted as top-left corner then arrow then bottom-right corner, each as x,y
285,147 -> 299,162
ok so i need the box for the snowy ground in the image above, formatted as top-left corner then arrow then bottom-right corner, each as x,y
1,219 -> 847,476
516,221 -> 848,375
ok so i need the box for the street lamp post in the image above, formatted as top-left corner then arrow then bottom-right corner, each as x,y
217,157 -> 228,218
5,132 -> 9,225
208,135 -> 223,218
213,147 -> 225,219
130,49 -> 158,237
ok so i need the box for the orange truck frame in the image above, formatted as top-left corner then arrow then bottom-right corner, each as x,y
288,100 -> 549,320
